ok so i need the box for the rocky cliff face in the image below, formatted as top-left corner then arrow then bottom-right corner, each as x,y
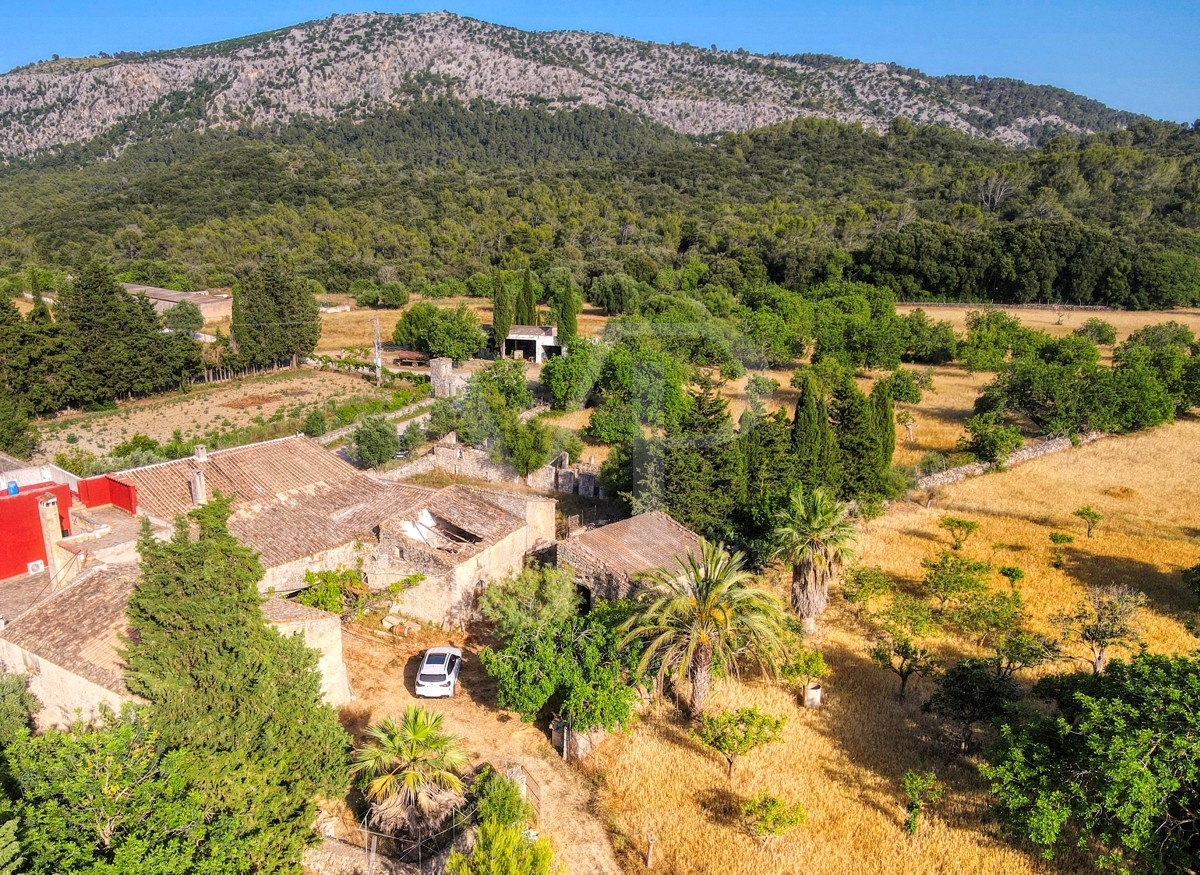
0,12 -> 1140,159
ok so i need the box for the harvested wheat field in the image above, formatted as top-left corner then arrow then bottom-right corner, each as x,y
896,303 -> 1200,342
592,418 -> 1200,875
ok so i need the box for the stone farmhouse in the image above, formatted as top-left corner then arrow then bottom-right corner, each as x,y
119,283 -> 233,320
503,324 -> 561,363
0,434 -> 554,728
115,436 -> 555,622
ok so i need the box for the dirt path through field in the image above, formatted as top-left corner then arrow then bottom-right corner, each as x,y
341,631 -> 622,875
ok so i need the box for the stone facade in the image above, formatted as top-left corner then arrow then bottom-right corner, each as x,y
0,642 -> 131,730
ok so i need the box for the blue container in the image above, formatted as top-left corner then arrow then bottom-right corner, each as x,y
6,481 -> 16,496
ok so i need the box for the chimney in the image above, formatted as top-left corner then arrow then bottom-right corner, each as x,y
37,494 -> 65,579
190,467 -> 208,507
194,445 -> 208,462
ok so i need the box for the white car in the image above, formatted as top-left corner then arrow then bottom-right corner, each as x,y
415,646 -> 462,698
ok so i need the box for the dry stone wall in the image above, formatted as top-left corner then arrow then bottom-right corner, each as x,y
916,431 -> 1107,489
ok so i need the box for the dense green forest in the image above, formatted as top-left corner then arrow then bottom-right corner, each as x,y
1,103 -> 1197,310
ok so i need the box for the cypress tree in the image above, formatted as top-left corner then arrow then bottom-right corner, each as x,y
871,383 -> 897,470
492,271 -> 514,354
663,379 -> 742,540
790,370 -> 840,493
556,281 -> 580,342
233,255 -> 318,369
831,377 -> 884,499
516,268 -> 537,325
126,498 -> 349,871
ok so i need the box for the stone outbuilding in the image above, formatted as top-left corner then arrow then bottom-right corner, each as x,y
0,564 -> 353,729
557,511 -> 703,603
504,325 -> 561,363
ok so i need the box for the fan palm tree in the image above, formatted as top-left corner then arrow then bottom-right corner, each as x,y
351,706 -> 469,835
773,487 -> 857,633
622,538 -> 789,718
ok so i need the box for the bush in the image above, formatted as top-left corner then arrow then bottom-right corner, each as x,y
479,563 -> 580,642
1073,318 -> 1118,345
473,769 -> 533,828
302,409 -> 327,437
445,820 -> 554,875
741,792 -> 807,843
350,416 -> 400,468
957,413 -> 1023,465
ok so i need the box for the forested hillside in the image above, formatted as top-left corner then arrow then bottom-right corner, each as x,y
1,109 -> 1197,310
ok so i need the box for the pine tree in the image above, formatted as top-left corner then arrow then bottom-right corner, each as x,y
790,370 -> 840,493
831,377 -> 884,499
516,268 -> 537,325
492,271 -> 514,354
126,498 -> 349,872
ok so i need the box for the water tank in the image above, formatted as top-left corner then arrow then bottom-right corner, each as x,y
5,481 -> 16,496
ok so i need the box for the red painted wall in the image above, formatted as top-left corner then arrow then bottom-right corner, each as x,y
78,475 -> 138,514
0,483 -> 72,580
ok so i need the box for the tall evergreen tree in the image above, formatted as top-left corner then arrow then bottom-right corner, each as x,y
738,407 -> 798,555
516,268 -> 537,325
233,255 -> 319,368
491,271 -> 514,354
54,260 -> 152,402
125,497 -> 349,872
831,377 -> 885,499
663,380 -> 742,540
871,382 -> 897,470
790,370 -> 840,493
547,269 -> 581,342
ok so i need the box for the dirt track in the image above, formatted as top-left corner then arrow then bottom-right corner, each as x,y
340,629 -> 622,875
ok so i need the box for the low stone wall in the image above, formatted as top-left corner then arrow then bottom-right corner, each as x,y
916,431 -> 1107,489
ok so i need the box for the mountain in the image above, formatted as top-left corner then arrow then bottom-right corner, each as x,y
0,12 -> 1144,161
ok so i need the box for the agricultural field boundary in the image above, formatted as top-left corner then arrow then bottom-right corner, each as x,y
916,431 -> 1108,488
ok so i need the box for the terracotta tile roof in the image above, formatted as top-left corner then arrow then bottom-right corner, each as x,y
560,511 -> 702,583
425,486 -> 525,543
260,596 -> 338,625
0,566 -> 137,696
115,437 -> 533,572
0,450 -> 26,472
119,436 -> 359,521
227,477 -> 434,567
117,436 -> 436,567
0,570 -> 51,623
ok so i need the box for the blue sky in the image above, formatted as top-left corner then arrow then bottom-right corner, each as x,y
3,1 -> 1196,122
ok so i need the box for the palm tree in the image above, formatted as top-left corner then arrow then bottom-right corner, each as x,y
351,706 -> 469,835
622,538 -> 789,718
773,487 -> 857,634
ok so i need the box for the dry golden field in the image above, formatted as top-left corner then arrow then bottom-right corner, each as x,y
592,418 -> 1200,875
896,304 -> 1200,343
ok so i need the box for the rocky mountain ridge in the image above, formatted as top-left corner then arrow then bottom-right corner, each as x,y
0,12 -> 1143,159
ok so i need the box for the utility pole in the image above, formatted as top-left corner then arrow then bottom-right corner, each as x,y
372,316 -> 382,387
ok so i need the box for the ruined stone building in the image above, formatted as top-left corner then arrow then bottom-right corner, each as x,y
557,511 -> 703,603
